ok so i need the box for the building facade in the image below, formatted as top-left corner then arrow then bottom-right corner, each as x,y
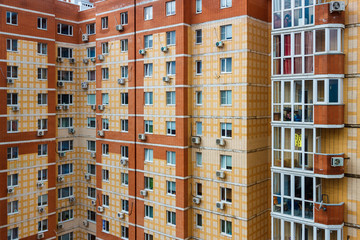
1,0 -> 271,240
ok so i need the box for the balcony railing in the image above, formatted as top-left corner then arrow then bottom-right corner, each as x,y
314,153 -> 344,177
314,202 -> 344,225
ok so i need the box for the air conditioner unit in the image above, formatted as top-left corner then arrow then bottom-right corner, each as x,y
161,46 -> 169,52
83,220 -> 89,227
91,152 -> 96,158
7,78 -> 14,84
12,106 -> 20,111
83,58 -> 89,64
91,57 -> 96,62
98,54 -> 105,61
216,202 -> 225,210
37,130 -> 45,137
56,105 -> 62,111
98,206 -> 104,212
140,190 -> 148,196
216,170 -> 226,179
216,41 -> 224,48
82,34 -> 89,42
192,197 -> 201,204
37,206 -> 45,213
57,176 -> 64,182
98,105 -> 104,111
162,76 -> 170,83
139,49 -> 146,55
7,187 -> 14,194
138,134 -> 146,141
69,196 -> 76,203
216,138 -> 226,146
116,24 -> 124,31
37,233 -> 44,239
91,105 -> 96,110
56,57 -> 63,63
68,128 -> 75,134
192,136 -> 201,145
57,224 -> 63,230
98,130 -> 104,137
118,78 -> 126,85
69,58 -> 75,64
120,158 -> 128,166
37,181 -> 44,188
63,105 -> 69,110
58,152 -> 66,157
91,199 -> 97,206
81,82 -> 89,89
330,1 -> 345,13
331,157 -> 344,167
57,81 -> 64,87
117,212 -> 125,219
85,173 -> 91,180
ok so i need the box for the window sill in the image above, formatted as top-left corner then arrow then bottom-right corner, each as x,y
144,217 -> 153,220
220,72 -> 232,74
57,33 -> 73,37
7,212 -> 19,216
37,28 -> 47,31
7,50 -> 19,53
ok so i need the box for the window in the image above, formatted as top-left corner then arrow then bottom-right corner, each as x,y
102,93 -> 109,105
121,226 -> 129,239
144,177 -> 153,190
87,47 -> 96,58
57,23 -> 73,36
316,28 -> 343,53
58,71 -> 73,82
196,152 -> 202,166
167,151 -> 176,165
220,90 -> 232,105
38,169 -> 48,181
7,200 -> 18,214
121,39 -> 128,52
58,93 -> 74,105
220,0 -> 232,8
121,199 -> 129,212
7,147 -> 18,160
6,12 -> 18,25
144,149 -> 153,162
166,31 -> 176,45
88,117 -> 96,128
7,120 -> 18,133
6,39 -> 18,52
102,194 -> 109,207
166,180 -> 176,195
102,68 -> 109,80
121,66 -> 128,78
38,94 -> 47,105
195,29 -> 202,44
102,42 -> 109,54
58,163 -> 74,175
220,123 -> 232,138
37,17 -> 47,30
166,1 -> 176,16
102,144 -> 109,156
37,43 -> 47,55
58,117 -> 73,128
59,233 -> 74,240
38,144 -> 48,156
144,233 -> 153,240
38,194 -> 48,206
196,122 -> 202,136
144,120 -> 153,133
121,173 -> 129,185
195,91 -> 202,105
7,93 -> 18,106
121,93 -> 128,105
166,91 -> 176,105
220,187 -> 232,203
58,209 -> 74,222
196,182 -> 202,197
87,141 -> 96,152
38,119 -> 48,130
87,23 -> 95,35
121,119 -> 128,132
88,210 -> 96,222
87,94 -> 96,105
144,6 -> 153,20
102,219 -> 109,232
58,186 -> 73,199
88,187 -> 96,199
7,66 -> 18,79
196,0 -> 202,13
121,146 -> 129,158
38,68 -> 48,80
144,63 -> 153,77
220,58 -> 232,73
166,211 -> 176,226
196,214 -> 203,227
102,169 -> 109,181
195,60 -> 202,75
145,205 -> 153,219
144,92 -> 153,105
166,121 -> 176,135
87,164 -> 96,175
58,140 -> 74,152
121,12 -> 128,25
58,47 -> 73,58
144,35 -> 153,49
87,70 -> 96,81
8,228 -> 18,240
101,17 -> 108,29
220,219 -> 232,236
220,25 -> 232,40
7,174 -> 18,187
220,155 -> 232,170
166,61 -> 176,75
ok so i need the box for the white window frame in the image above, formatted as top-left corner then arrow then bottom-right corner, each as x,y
144,35 -> 153,49
37,68 -> 48,80
166,180 -> 176,195
145,148 -> 153,162
58,140 -> 73,152
86,23 -> 96,35
87,70 -> 96,81
121,12 -> 128,25
37,43 -> 47,55
7,147 -> 18,160
58,117 -> 73,128
220,58 -> 232,73
144,92 -> 153,106
220,155 -> 232,170
144,120 -> 153,134
57,47 -> 73,58
220,0 -> 232,9
121,119 -> 128,132
101,17 -> 108,29
6,39 -> 18,52
58,209 -> 74,223
102,42 -> 109,54
57,94 -> 73,105
87,117 -> 96,128
220,24 -> 232,40
220,123 -> 232,138
38,194 -> 48,206
38,119 -> 48,130
121,199 -> 129,213
102,194 -> 110,207
166,1 -> 176,16
196,0 -> 202,13
166,121 -> 176,136
87,140 -> 96,152
195,60 -> 202,75
167,151 -> 176,165
145,205 -> 153,219
58,163 -> 74,175
166,31 -> 176,45
102,68 -> 109,80
121,93 -> 128,105
57,23 -> 73,36
37,17 -> 47,30
87,164 -> 96,175
102,169 -> 109,182
166,61 -> 176,75
121,173 -> 129,186
144,176 -> 153,190
38,169 -> 48,181
7,66 -> 18,79
195,91 -> 202,105
102,144 -> 109,156
7,173 -> 18,187
6,11 -> 18,25
87,187 -> 96,199
220,90 -> 232,106
144,63 -> 153,77
38,93 -> 48,105
7,200 -> 18,215
166,91 -> 176,105
195,29 -> 202,44
57,70 -> 73,82
7,93 -> 18,106
121,66 -> 128,78
220,219 -> 232,236
58,186 -> 74,199
220,187 -> 232,203
144,6 -> 153,20
121,39 -> 128,52
196,152 -> 202,166
166,210 -> 176,226
38,144 -> 48,156
102,219 -> 110,232
7,120 -> 18,133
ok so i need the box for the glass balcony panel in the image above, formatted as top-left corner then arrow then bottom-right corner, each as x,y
273,13 -> 281,29
294,9 -> 302,27
273,218 -> 281,239
317,228 -> 325,240
283,198 -> 292,215
283,106 -> 292,121
305,129 -> 314,152
273,59 -> 281,75
305,56 -> 313,73
294,176 -> 302,198
273,173 -> 281,195
294,81 -> 302,103
304,6 -> 314,25
274,127 -> 281,149
305,80 -> 313,103
284,11 -> 292,28
304,153 -> 314,171
284,129 -> 291,149
284,175 -> 291,196
273,36 -> 281,57
294,200 -> 303,217
316,29 -> 326,52
284,152 -> 292,168
317,80 -> 325,102
305,225 -> 314,240
305,201 -> 314,219
330,29 -> 338,51
329,79 -> 339,103
295,129 -> 302,150
294,57 -> 302,74
273,81 -> 281,103
305,31 -> 313,54
273,105 -> 281,121
294,223 -> 303,239
274,151 -> 281,167
295,0 -> 301,7
294,105 -> 303,122
284,221 -> 291,239
283,58 -> 291,74
294,152 -> 302,169
273,196 -> 281,213
284,82 -> 291,102
305,177 -> 313,201
330,230 -> 337,240
284,0 -> 291,9
304,105 -> 313,122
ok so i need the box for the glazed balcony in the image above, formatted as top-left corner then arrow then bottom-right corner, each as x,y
314,153 -> 344,177
314,202 -> 344,225
314,104 -> 344,126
